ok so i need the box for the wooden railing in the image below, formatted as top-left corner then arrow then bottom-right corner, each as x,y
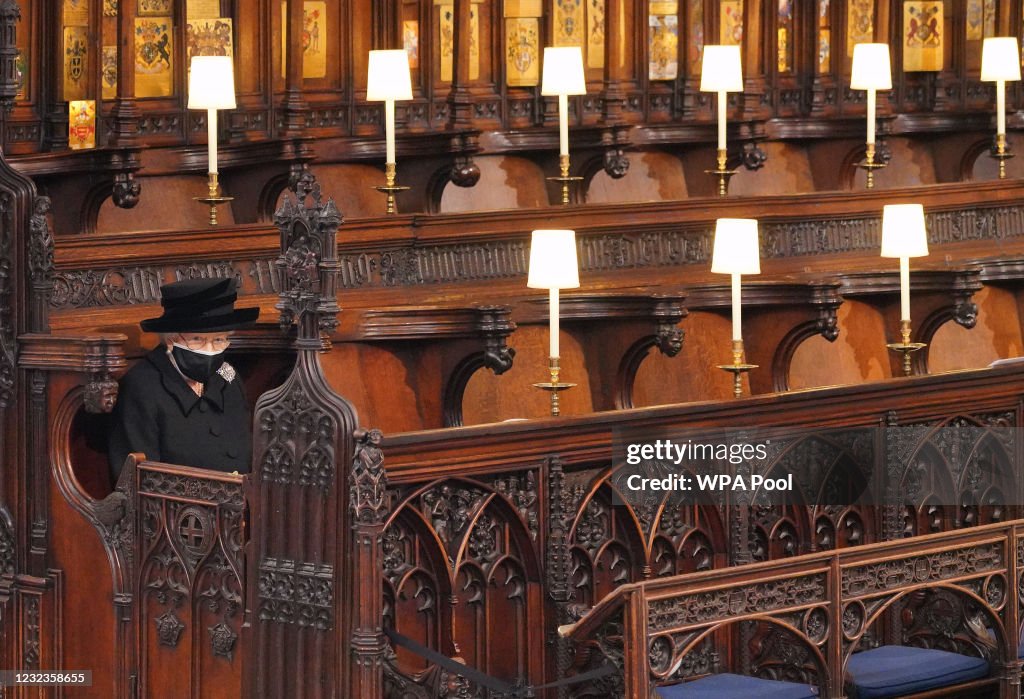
560,519 -> 1024,698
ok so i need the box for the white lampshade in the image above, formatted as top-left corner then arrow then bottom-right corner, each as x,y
527,230 -> 580,288
711,219 -> 760,274
851,43 -> 892,90
982,37 -> 1022,82
699,45 -> 743,92
541,47 -> 586,96
881,204 -> 929,258
367,49 -> 413,101
188,56 -> 236,110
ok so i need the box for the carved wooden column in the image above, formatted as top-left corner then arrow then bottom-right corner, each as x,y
446,0 -> 474,128
280,0 -> 309,136
349,429 -> 388,699
40,0 -> 67,150
598,0 -> 632,178
0,141 -> 53,686
739,0 -> 768,121
246,177 -> 385,698
108,0 -> 142,207
443,0 -> 485,187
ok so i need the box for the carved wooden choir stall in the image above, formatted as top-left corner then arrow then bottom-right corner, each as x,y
9,0 -> 1024,698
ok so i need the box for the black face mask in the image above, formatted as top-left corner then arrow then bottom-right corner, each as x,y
171,345 -> 225,383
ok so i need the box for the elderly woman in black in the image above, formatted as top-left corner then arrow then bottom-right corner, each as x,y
108,277 -> 259,480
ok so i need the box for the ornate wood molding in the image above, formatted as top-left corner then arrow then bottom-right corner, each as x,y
49,198 -> 1024,312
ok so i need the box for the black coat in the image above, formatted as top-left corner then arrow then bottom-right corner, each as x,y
108,347 -> 253,479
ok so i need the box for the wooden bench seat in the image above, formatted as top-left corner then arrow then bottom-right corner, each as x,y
845,646 -> 990,698
656,673 -> 819,698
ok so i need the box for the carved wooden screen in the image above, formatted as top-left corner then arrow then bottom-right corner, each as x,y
887,412 -> 1016,539
134,462 -> 245,699
382,470 -> 544,696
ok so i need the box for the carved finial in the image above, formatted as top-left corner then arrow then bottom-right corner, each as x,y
273,169 -> 343,339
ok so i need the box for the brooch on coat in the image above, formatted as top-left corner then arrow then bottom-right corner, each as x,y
217,362 -> 237,383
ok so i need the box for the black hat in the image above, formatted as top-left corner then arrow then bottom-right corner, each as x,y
140,278 -> 260,333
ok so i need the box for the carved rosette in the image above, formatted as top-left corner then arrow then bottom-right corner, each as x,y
156,610 -> 185,647
208,622 -> 238,659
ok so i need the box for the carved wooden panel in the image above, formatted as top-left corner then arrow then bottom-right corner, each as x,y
382,471 -> 543,694
135,464 -> 245,699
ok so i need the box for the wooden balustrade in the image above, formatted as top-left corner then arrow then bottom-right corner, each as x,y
560,520 -> 1024,698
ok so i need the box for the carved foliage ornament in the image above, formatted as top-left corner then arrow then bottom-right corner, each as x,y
256,557 -> 334,630
0,191 -> 14,408
257,385 -> 337,491
841,543 -> 1003,599
0,507 -> 12,575
646,573 -> 827,632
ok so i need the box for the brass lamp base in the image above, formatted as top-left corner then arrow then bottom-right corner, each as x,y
856,143 -> 887,189
546,154 -> 583,205
703,148 -> 736,197
992,133 -> 1014,180
716,340 -> 757,398
533,357 -> 576,417
374,162 -> 410,215
194,173 -> 233,226
886,320 -> 926,377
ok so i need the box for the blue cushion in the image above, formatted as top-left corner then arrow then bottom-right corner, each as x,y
846,646 -> 989,699
657,673 -> 818,699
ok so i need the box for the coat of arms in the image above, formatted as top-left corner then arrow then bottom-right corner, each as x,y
66,33 -> 86,85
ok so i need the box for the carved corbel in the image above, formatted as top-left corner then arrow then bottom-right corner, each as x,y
655,323 -> 684,357
111,171 -> 141,209
816,302 -> 840,342
770,285 -> 843,392
740,141 -> 768,171
442,306 -> 516,427
953,294 -> 978,329
288,162 -> 319,198
600,126 -> 632,179
874,139 -> 893,166
84,376 -> 119,414
615,295 -> 687,409
449,132 -> 481,188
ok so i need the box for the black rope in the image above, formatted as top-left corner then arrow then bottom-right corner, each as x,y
385,628 -> 617,697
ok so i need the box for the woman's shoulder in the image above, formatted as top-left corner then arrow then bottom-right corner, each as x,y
120,347 -> 169,389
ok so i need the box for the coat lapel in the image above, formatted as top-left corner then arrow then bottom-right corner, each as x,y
146,347 -> 227,416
